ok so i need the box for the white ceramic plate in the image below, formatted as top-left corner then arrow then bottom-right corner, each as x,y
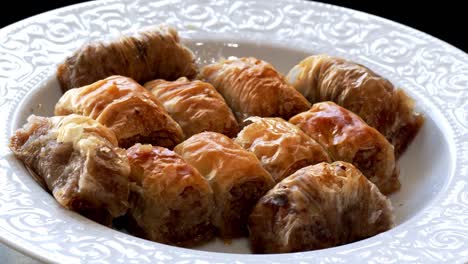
1,0 -> 468,263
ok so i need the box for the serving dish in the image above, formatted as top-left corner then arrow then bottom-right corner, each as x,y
0,0 -> 467,263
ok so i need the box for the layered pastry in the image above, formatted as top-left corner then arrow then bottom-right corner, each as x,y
57,24 -> 197,91
9,114 -> 130,225
249,162 -> 394,253
174,132 -> 275,238
126,144 -> 215,246
144,77 -> 239,138
235,117 -> 331,182
199,57 -> 310,123
290,102 -> 399,194
55,75 -> 184,148
287,54 -> 424,156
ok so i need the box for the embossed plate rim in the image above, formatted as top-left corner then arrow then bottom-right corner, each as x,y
1,0 -> 467,263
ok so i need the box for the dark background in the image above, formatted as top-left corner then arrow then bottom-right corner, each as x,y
0,1 -> 466,53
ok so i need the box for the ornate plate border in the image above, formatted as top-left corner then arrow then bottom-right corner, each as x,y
1,0 -> 468,263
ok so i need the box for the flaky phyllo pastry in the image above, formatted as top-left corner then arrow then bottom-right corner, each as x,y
290,102 -> 399,194
9,114 -> 130,225
199,57 -> 311,123
55,75 -> 184,148
10,21 -> 424,253
287,54 -> 423,156
57,25 -> 197,92
235,117 -> 331,183
174,132 -> 275,238
249,162 -> 394,254
144,77 -> 239,138
126,144 -> 215,246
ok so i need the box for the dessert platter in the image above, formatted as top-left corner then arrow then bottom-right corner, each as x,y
0,0 -> 467,263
